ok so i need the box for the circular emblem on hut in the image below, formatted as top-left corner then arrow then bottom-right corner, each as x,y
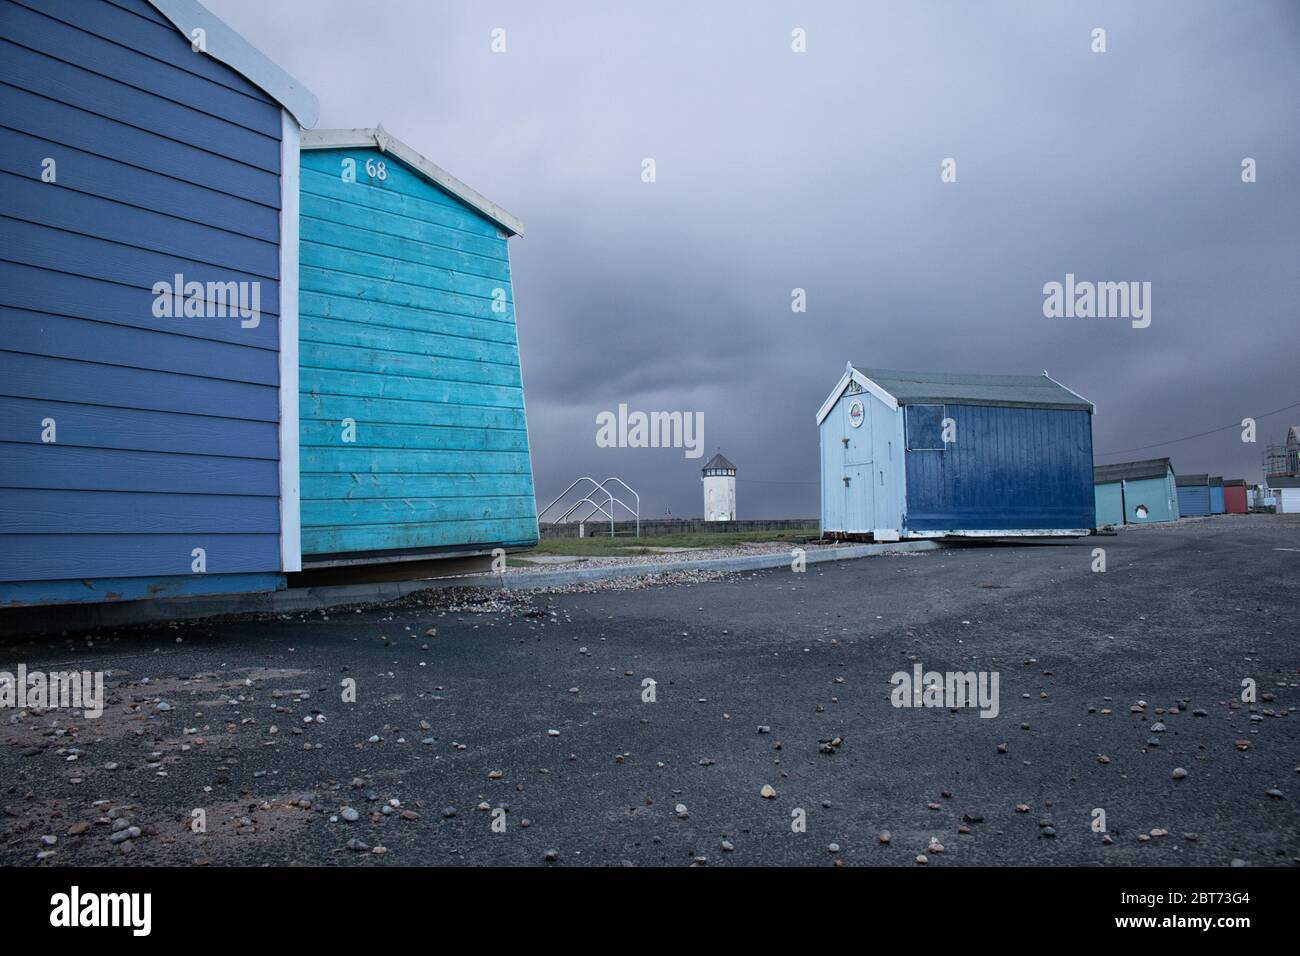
847,400 -> 865,428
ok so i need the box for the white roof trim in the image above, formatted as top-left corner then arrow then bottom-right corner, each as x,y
815,367 -> 853,424
1042,370 -> 1096,414
146,0 -> 319,127
301,126 -> 525,237
816,361 -> 899,424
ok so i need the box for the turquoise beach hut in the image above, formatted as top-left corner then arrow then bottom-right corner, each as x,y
1093,458 -> 1179,526
295,127 -> 538,570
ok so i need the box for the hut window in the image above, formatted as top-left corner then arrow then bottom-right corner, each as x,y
905,404 -> 946,451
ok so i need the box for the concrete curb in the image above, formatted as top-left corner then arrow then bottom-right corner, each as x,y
0,540 -> 944,636
497,539 -> 943,587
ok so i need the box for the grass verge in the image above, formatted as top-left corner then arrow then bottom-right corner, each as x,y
515,529 -> 817,559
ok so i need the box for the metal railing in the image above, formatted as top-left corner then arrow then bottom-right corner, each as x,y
538,476 -> 640,537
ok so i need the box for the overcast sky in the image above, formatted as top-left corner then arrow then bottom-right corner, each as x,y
210,0 -> 1300,518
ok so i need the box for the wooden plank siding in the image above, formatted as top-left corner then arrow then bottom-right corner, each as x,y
903,404 -> 1095,531
0,0 -> 286,601
1177,484 -> 1212,517
298,146 -> 538,560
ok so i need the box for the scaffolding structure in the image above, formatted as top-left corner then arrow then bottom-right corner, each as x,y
1264,429 -> 1300,479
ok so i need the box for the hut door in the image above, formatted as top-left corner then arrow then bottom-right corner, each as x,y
844,410 -> 872,466
843,465 -> 875,532
842,401 -> 874,532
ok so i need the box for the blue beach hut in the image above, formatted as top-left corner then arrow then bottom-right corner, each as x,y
1175,475 -> 1212,517
817,365 -> 1095,538
0,0 -> 316,608
1208,476 -> 1226,514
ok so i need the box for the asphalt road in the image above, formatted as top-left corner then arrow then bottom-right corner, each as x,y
2,514 -> 1297,866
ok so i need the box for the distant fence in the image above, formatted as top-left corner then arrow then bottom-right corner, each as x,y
539,518 -> 819,539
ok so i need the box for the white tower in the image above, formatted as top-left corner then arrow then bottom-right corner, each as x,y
701,452 -> 737,522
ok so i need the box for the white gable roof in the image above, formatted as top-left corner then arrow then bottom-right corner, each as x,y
301,126 -> 525,237
815,362 -> 899,424
146,0 -> 319,127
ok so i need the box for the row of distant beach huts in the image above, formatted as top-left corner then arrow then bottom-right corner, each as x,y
1,0 -> 537,608
1093,460 -> 1260,526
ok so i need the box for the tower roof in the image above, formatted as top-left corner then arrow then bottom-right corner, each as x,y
702,452 -> 736,472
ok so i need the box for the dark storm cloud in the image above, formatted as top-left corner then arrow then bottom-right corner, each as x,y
209,0 -> 1300,518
